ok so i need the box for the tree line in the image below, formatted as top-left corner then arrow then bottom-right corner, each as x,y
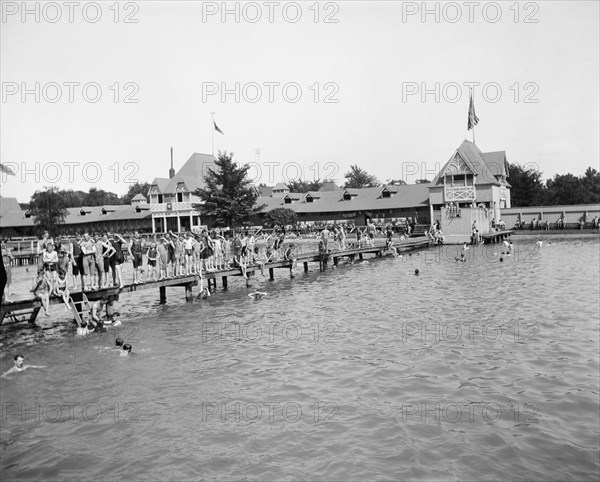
508,165 -> 600,207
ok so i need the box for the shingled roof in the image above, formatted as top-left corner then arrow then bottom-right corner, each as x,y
150,153 -> 217,194
256,183 -> 430,214
432,140 -> 510,186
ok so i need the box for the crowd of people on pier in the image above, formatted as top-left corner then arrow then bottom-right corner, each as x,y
0,222 -> 418,317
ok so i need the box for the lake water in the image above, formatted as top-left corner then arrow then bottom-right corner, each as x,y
1,236 -> 599,481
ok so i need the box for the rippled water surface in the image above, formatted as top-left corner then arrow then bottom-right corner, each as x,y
1,237 -> 599,481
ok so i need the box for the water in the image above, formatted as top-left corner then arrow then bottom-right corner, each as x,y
1,237 -> 599,481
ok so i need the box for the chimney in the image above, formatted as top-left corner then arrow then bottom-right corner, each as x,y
169,147 -> 175,179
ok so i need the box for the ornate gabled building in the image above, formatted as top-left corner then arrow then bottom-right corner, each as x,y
428,140 -> 511,242
148,153 -> 217,233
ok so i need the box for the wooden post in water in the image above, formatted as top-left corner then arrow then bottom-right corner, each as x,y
185,283 -> 193,301
303,261 -> 308,273
269,267 -> 274,280
222,276 -> 228,289
359,253 -> 363,260
159,286 -> 167,304
28,307 -> 40,324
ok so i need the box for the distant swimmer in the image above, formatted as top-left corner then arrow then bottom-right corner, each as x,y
455,254 -> 466,262
536,240 -> 543,247
120,343 -> 133,356
500,257 -> 504,262
248,292 -> 267,300
199,286 -> 211,299
1,354 -> 46,378
414,269 -> 420,275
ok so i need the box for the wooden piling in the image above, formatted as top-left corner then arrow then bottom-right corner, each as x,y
184,283 -> 193,301
303,261 -> 309,272
222,276 -> 228,289
269,267 -> 274,280
159,286 -> 167,304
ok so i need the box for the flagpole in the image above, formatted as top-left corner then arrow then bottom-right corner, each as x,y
471,88 -> 476,145
210,112 -> 215,156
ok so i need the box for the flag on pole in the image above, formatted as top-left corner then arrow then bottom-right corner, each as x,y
467,88 -> 479,131
214,121 -> 224,135
0,163 -> 16,176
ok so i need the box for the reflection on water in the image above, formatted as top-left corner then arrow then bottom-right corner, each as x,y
1,238 -> 599,481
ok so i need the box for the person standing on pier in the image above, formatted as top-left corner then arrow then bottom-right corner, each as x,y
1,242 -> 14,303
111,233 -> 126,288
79,233 -> 97,291
366,220 -> 376,247
128,231 -> 146,284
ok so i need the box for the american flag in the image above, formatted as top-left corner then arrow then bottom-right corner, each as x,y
214,121 -> 224,135
467,89 -> 479,131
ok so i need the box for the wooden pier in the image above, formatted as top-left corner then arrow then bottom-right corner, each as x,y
0,237 -> 431,325
480,230 -> 514,244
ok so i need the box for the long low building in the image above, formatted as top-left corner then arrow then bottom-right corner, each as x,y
0,196 -> 152,236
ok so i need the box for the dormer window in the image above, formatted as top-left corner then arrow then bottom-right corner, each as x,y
284,196 -> 292,204
343,192 -> 352,201
306,194 -> 314,203
176,182 -> 186,191
135,206 -> 142,213
80,209 -> 86,216
101,208 -> 107,215
24,210 -> 31,218
382,189 -> 391,198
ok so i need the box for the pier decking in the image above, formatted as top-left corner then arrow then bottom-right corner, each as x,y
480,230 -> 514,244
1,237 -> 431,325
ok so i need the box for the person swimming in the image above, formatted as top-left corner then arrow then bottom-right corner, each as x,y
414,269 -> 420,275
1,354 -> 46,377
248,292 -> 267,300
121,343 -> 132,356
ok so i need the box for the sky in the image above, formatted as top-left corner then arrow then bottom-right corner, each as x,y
1,0 -> 599,203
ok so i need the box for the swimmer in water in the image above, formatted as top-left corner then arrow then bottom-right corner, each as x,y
414,269 -> 420,275
77,321 -> 91,336
455,254 -> 466,262
1,354 -> 46,378
121,343 -> 132,356
112,337 -> 124,351
248,292 -> 267,300
536,240 -> 543,247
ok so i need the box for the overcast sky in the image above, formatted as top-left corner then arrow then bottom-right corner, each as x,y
1,0 -> 598,202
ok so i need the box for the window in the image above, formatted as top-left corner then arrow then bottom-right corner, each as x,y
158,194 -> 163,203
382,189 -> 391,198
343,192 -> 352,201
306,195 -> 313,203
284,197 -> 292,204
177,192 -> 183,203
101,208 -> 107,215
80,209 -> 86,216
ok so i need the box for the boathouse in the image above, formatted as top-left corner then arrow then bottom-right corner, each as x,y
428,140 -> 512,243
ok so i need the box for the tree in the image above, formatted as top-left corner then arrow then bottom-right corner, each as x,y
193,151 -> 265,227
582,167 -> 600,203
545,173 -> 589,205
29,187 -> 68,234
264,207 -> 297,227
286,179 -> 323,193
83,188 -> 122,206
344,165 -> 380,188
62,190 -> 86,208
122,182 -> 151,204
386,179 -> 407,186
507,163 -> 546,207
